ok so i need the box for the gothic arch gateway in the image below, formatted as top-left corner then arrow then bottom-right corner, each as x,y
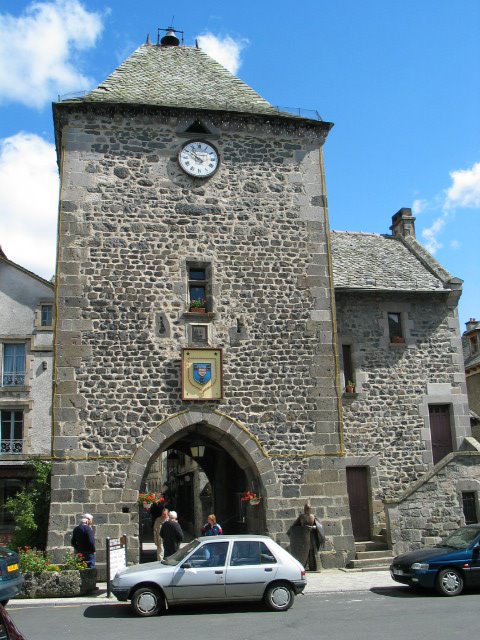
130,411 -> 274,546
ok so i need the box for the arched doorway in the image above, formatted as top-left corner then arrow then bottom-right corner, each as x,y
136,416 -> 269,558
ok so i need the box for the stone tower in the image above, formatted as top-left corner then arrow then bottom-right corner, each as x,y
48,35 -> 355,571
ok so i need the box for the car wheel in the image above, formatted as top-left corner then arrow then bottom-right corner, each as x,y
131,587 -> 163,616
436,568 -> 464,596
0,600 -> 8,607
264,582 -> 294,611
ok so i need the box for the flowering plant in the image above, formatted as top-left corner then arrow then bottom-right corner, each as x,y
62,551 -> 88,570
138,492 -> 165,509
240,491 -> 258,502
190,298 -> 207,309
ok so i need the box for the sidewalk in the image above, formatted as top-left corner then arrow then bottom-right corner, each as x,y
9,570 -> 396,608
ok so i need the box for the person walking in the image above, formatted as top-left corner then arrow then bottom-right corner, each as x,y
160,510 -> 183,558
201,514 -> 223,536
71,513 -> 96,568
153,507 -> 169,560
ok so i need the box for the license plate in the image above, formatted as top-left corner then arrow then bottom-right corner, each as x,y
7,563 -> 18,572
393,568 -> 404,576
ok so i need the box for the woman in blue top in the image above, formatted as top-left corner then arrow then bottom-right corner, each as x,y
201,514 -> 223,536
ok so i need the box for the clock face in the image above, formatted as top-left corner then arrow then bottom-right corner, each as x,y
178,141 -> 219,177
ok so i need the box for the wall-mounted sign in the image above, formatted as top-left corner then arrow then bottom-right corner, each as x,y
182,348 -> 223,400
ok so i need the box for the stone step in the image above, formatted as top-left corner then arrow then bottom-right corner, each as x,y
347,556 -> 393,570
355,549 -> 394,560
355,540 -> 389,552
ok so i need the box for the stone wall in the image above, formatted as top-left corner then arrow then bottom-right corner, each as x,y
49,104 -> 355,569
336,291 -> 471,533
385,450 -> 480,555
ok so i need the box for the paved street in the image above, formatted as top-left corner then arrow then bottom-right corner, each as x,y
8,585 -> 479,640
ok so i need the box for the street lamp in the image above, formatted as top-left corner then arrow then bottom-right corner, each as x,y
190,444 -> 205,458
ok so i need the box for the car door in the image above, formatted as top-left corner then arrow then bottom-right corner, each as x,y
225,540 -> 278,599
469,536 -> 480,586
171,540 -> 230,602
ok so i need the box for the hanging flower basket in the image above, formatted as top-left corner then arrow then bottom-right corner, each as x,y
240,490 -> 260,505
138,493 -> 165,510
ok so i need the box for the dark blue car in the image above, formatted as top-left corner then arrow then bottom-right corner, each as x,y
390,524 -> 480,596
0,548 -> 23,606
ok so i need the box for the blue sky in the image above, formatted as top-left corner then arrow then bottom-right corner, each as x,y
0,0 -> 479,329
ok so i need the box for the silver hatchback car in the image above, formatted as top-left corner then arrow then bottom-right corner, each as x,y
112,535 -> 306,616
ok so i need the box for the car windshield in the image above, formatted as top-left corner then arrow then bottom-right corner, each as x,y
161,540 -> 200,566
437,527 -> 480,550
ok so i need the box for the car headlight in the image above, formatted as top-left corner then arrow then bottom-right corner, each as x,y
411,562 -> 429,571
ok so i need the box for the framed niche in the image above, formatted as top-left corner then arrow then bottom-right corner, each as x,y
181,348 -> 223,401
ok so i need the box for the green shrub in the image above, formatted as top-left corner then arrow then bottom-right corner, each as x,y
46,564 -> 61,572
6,460 -> 52,550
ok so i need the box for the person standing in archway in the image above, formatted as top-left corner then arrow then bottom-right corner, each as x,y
153,507 -> 169,560
160,510 -> 183,558
201,514 -> 223,536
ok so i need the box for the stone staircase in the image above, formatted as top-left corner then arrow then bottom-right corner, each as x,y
345,531 -> 394,571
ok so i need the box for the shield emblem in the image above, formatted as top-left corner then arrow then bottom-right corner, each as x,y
193,363 -> 211,385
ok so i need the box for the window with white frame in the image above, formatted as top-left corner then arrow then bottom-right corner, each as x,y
0,410 -> 24,453
2,344 -> 26,386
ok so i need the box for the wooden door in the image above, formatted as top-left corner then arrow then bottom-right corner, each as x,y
429,405 -> 453,465
346,467 -> 371,541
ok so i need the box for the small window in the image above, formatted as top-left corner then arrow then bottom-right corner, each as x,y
2,344 -> 26,386
187,263 -> 211,312
0,410 -> 24,453
462,492 -> 478,525
469,335 -> 478,355
41,304 -> 53,327
388,312 -> 404,343
342,344 -> 354,389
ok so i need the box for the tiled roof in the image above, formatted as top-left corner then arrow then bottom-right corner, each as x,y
73,45 -> 280,115
331,231 -> 447,292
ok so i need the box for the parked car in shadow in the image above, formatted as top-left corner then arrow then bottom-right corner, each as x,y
112,535 -> 306,616
390,523 -> 480,596
0,549 -> 23,606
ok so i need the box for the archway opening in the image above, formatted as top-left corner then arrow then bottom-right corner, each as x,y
139,421 -> 266,559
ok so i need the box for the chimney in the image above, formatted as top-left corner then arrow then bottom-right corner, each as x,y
390,207 -> 416,239
465,318 -> 478,333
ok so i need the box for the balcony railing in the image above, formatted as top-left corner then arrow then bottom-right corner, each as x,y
1,372 -> 25,386
0,440 -> 24,453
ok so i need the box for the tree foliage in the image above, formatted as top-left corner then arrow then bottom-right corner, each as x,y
6,460 -> 52,550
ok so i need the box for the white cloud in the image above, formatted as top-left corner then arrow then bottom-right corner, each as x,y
196,33 -> 248,74
450,240 -> 461,249
0,0 -> 104,108
412,198 -> 428,215
0,133 -> 58,278
444,162 -> 480,210
421,213 -> 447,255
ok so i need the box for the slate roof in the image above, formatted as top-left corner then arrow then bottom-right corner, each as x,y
331,231 -> 449,292
73,44 -> 282,116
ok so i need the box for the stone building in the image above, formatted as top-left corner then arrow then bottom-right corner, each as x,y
0,247 -> 54,543
462,318 -> 480,441
47,33 -> 479,570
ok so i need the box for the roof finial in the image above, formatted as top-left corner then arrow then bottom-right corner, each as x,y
146,33 -> 150,45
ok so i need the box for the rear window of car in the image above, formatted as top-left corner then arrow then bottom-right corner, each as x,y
0,548 -> 16,560
230,541 -> 277,566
